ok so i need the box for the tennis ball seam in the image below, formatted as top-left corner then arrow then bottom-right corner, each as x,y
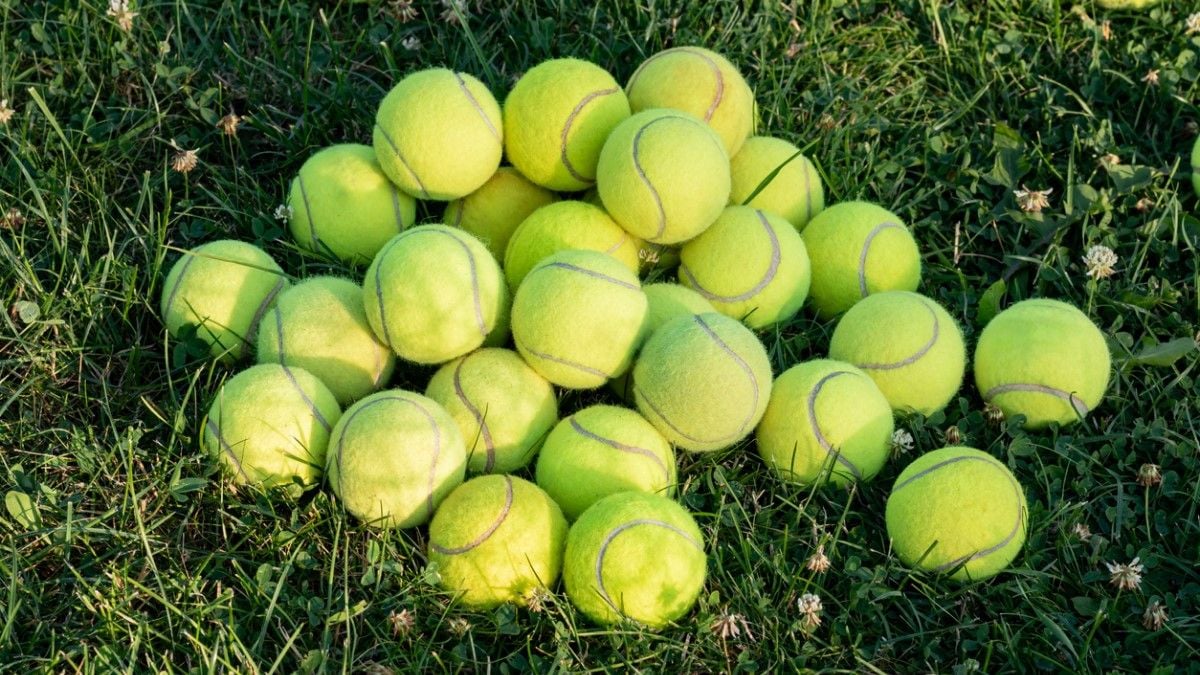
453,72 -> 502,142
163,252 -> 286,352
807,371 -> 863,480
678,209 -> 780,303
388,186 -> 410,233
453,352 -> 498,472
568,417 -> 671,484
296,175 -> 320,246
429,476 -> 514,555
204,417 -> 251,483
160,252 -> 200,321
628,47 -> 725,122
560,87 -> 620,183
853,299 -> 940,371
374,123 -> 431,199
594,518 -> 703,615
858,221 -> 905,297
984,383 -> 1090,419
265,307 -> 353,428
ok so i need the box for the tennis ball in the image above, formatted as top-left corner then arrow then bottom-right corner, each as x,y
886,447 -> 1028,581
1096,0 -> 1159,8
444,167 -> 557,259
287,144 -> 416,265
1192,137 -> 1200,198
828,291 -> 966,416
974,299 -> 1111,429
755,360 -> 894,486
801,201 -> 922,317
563,492 -> 706,628
326,390 -> 467,528
363,225 -> 508,365
633,312 -> 772,452
425,348 -> 559,474
596,109 -> 731,245
609,283 -> 715,401
160,240 -> 288,363
373,68 -> 503,200
729,136 -> 824,231
536,405 -> 677,521
504,58 -> 632,191
511,250 -> 647,389
428,475 -> 568,609
201,364 -> 341,494
503,201 -> 642,289
626,47 -> 755,156
679,206 -> 811,328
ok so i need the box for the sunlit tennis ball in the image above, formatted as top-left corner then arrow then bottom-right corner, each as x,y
729,136 -> 824,231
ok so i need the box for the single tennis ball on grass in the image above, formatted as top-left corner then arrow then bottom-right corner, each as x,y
326,390 -> 467,528
287,144 -> 416,266
503,201 -> 642,289
801,201 -> 921,317
428,475 -> 568,609
373,68 -> 503,200
444,167 -> 557,259
755,360 -> 894,485
504,58 -> 632,191
202,364 -> 341,494
828,291 -> 966,416
160,239 -> 288,363
886,447 -> 1028,581
974,298 -> 1110,429
729,136 -> 824,231
563,491 -> 706,628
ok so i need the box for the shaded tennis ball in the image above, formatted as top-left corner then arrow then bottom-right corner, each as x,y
886,447 -> 1028,581
801,201 -> 921,317
326,390 -> 467,528
503,201 -> 642,289
444,167 -> 557,259
633,313 -> 772,452
609,284 -> 715,401
679,206 -> 811,328
511,250 -> 648,389
755,360 -> 893,486
625,46 -> 755,156
581,188 -> 680,272
596,109 -> 731,245
974,299 -> 1110,429
363,225 -> 508,365
201,364 -> 341,495
160,239 -> 288,363
729,136 -> 824,231
1192,136 -> 1200,198
504,58 -> 632,191
373,68 -> 503,200
287,144 -> 416,265
428,475 -> 568,609
563,492 -> 706,628
828,291 -> 966,416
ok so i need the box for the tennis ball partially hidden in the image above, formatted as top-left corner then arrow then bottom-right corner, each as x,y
886,447 -> 1028,581
563,492 -> 706,628
609,283 -> 716,401
1096,0 -> 1160,8
755,360 -> 893,486
287,144 -> 416,265
428,475 -> 568,609
504,58 -> 632,191
326,390 -> 467,528
1192,137 -> 1200,198
160,240 -> 288,363
729,136 -> 824,231
202,364 -> 341,494
974,299 -> 1110,429
444,167 -> 557,259
503,201 -> 642,289
373,68 -> 502,200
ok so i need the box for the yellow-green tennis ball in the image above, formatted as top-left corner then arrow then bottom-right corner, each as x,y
428,475 -> 567,609
512,250 -> 648,389
444,167 -> 557,259
974,299 -> 1111,429
536,405 -> 677,521
626,47 -> 755,156
755,360 -> 893,486
287,144 -> 416,265
326,390 -> 467,528
633,312 -> 772,452
886,447 -> 1028,581
641,283 -> 716,337
373,68 -> 503,200
504,58 -> 632,191
580,190 -> 681,272
596,109 -> 730,245
160,240 -> 288,363
425,348 -> 559,474
679,206 -> 811,328
828,291 -> 966,416
563,492 -> 705,628
1096,0 -> 1160,8
503,201 -> 642,289
363,225 -> 507,365
1192,137 -> 1200,198
202,364 -> 341,494
729,136 -> 824,231
801,201 -> 922,317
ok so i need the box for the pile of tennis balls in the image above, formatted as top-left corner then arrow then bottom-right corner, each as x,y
159,47 -> 1113,627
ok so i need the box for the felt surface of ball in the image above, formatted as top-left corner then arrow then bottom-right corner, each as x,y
729,136 -> 824,231
828,291 -> 966,416
444,167 -> 557,259
641,283 -> 716,338
428,475 -> 568,609
563,492 -> 706,628
503,201 -> 642,289
373,68 -> 503,200
885,447 -> 1028,581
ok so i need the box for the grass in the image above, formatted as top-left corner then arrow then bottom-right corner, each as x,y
1,0 -> 1199,671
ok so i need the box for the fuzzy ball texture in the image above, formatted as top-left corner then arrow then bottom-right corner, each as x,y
444,167 -> 557,260
503,201 -> 642,289
609,283 -> 715,401
729,136 -> 824,231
